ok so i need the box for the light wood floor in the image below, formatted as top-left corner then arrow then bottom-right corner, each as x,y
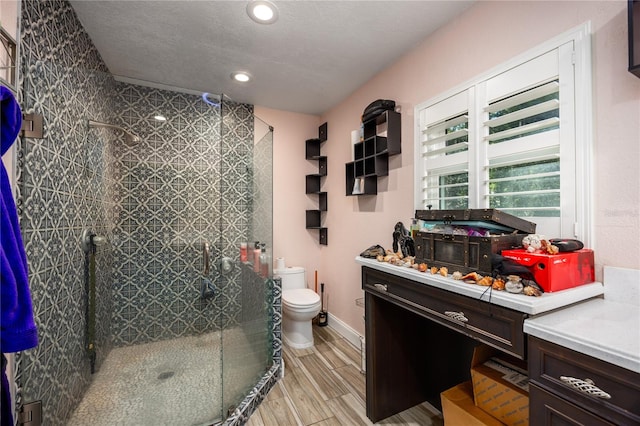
247,325 -> 443,426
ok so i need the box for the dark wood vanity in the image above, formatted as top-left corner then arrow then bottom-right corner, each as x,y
359,259 -> 638,425
363,265 -> 527,422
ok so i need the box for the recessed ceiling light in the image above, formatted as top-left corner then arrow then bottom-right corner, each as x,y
247,1 -> 278,24
231,71 -> 251,83
154,115 -> 167,122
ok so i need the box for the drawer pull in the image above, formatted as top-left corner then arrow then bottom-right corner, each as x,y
373,283 -> 388,292
444,311 -> 468,323
560,376 -> 612,399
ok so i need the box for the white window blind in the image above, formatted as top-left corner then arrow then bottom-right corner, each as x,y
419,89 -> 473,209
483,50 -> 562,224
415,24 -> 592,243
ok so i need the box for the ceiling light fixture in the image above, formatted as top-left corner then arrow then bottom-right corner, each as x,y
153,114 -> 167,122
246,1 -> 278,24
231,71 -> 252,83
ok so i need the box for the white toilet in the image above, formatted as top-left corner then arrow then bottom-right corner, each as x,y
275,266 -> 321,349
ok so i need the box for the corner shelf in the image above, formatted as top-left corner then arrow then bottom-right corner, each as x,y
346,110 -> 401,196
305,123 -> 328,245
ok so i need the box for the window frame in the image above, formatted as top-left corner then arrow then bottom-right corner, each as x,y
414,22 -> 593,247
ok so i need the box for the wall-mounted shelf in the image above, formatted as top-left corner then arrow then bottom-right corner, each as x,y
629,0 -> 640,78
305,123 -> 328,245
346,110 -> 401,196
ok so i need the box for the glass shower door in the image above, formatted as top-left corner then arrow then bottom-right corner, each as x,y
17,61 -> 232,425
79,81 -> 229,425
220,101 -> 273,419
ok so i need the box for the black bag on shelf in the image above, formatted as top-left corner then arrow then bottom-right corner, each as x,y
549,239 -> 584,252
362,99 -> 395,122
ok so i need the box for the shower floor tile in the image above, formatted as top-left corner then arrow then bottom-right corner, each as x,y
68,332 -> 223,426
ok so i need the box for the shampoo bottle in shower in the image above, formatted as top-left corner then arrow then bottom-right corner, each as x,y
259,243 -> 269,278
240,242 -> 248,263
253,241 -> 261,273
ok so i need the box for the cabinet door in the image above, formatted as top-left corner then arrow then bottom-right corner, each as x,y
529,336 -> 640,424
530,383 -> 616,426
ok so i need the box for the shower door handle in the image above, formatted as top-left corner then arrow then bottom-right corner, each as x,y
203,242 -> 210,276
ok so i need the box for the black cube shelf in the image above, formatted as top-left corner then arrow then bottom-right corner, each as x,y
345,110 -> 401,196
305,123 -> 328,245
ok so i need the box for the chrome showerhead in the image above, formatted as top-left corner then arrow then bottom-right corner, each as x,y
88,120 -> 141,144
125,133 -> 141,144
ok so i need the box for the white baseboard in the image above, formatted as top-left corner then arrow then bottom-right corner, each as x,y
325,312 -> 362,349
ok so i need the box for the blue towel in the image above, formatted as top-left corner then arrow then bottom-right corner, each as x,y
1,85 -> 38,353
1,86 -> 22,155
1,85 -> 38,426
1,85 -> 38,351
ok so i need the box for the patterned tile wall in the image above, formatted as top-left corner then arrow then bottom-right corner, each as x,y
18,1 -> 116,424
110,86 -> 258,345
17,1 -> 280,425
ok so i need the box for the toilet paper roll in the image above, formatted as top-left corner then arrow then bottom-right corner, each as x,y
276,257 -> 285,270
351,130 -> 359,160
351,130 -> 360,144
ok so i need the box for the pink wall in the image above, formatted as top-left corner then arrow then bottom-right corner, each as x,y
254,106 -> 324,289
265,1 -> 640,336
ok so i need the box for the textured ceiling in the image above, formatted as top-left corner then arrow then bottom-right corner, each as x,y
70,1 -> 474,115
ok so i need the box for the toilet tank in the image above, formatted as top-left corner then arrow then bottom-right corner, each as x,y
274,266 -> 306,291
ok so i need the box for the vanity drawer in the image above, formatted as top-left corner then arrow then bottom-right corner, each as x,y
362,266 -> 527,358
529,383 -> 616,425
529,336 -> 640,425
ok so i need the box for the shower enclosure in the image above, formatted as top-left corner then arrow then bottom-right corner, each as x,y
15,58 -> 278,425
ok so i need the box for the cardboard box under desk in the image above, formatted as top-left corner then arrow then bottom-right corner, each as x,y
501,249 -> 595,292
471,345 -> 529,426
441,381 -> 505,426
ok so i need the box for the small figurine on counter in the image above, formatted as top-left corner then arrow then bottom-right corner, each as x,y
393,221 -> 415,258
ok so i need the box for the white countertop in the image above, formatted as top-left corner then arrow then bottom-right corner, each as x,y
356,256 -> 604,315
524,266 -> 640,373
357,257 -> 639,373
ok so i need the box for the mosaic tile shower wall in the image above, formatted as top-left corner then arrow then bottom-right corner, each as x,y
110,86 -> 256,345
18,0 -> 117,423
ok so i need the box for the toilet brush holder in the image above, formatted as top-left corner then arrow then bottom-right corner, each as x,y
317,310 -> 328,327
318,282 -> 328,326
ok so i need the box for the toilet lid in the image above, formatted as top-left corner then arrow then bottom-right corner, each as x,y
283,289 -> 320,307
